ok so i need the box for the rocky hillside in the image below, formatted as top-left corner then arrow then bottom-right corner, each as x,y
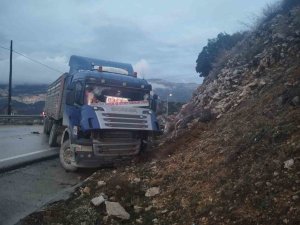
171,4 -> 300,133
21,1 -> 300,225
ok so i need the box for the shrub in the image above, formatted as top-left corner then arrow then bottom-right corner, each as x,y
196,32 -> 244,77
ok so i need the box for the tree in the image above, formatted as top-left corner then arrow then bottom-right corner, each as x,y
196,32 -> 243,77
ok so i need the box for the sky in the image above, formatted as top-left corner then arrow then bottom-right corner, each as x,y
0,0 -> 275,84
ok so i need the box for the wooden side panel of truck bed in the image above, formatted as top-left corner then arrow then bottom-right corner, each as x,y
45,73 -> 67,120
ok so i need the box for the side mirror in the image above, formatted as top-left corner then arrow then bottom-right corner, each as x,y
151,94 -> 158,112
66,91 -> 75,105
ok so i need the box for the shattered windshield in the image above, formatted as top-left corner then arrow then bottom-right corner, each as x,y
84,83 -> 149,106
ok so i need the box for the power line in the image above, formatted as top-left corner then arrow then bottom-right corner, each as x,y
0,45 -> 10,51
13,50 -> 63,73
1,43 -> 199,80
0,44 -> 63,73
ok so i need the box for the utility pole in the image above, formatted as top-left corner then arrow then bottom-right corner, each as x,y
166,93 -> 172,116
7,40 -> 12,115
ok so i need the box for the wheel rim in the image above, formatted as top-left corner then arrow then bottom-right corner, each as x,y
63,147 -> 73,164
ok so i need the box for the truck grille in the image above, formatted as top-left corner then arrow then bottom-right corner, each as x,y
101,113 -> 149,129
102,113 -> 146,119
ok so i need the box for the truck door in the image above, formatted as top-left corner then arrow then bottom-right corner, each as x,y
64,81 -> 83,137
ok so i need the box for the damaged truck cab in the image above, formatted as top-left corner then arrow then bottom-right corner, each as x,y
44,55 -> 160,171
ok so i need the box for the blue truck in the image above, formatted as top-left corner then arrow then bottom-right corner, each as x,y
44,55 -> 159,171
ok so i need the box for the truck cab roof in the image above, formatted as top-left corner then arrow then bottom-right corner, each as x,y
69,56 -> 151,91
72,70 -> 152,91
69,55 -> 134,76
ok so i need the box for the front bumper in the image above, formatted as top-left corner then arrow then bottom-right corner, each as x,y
71,138 -> 140,168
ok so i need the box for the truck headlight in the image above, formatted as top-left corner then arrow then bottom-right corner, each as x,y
142,110 -> 152,114
73,126 -> 78,135
93,106 -> 104,111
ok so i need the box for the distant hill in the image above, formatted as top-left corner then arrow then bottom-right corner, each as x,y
0,99 -> 44,115
0,84 -> 47,114
0,84 -> 47,95
0,80 -> 198,114
148,79 -> 198,102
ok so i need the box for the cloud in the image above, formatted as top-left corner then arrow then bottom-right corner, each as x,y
0,0 -> 273,84
0,54 -> 68,84
133,59 -> 150,78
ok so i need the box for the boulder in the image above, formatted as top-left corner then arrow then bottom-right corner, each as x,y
105,201 -> 130,220
91,195 -> 105,206
145,187 -> 160,197
97,181 -> 106,187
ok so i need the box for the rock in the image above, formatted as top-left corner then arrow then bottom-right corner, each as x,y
292,195 -> 299,200
259,79 -> 266,86
233,69 -> 240,76
136,218 -> 143,224
152,218 -> 158,224
273,171 -> 279,176
82,187 -> 91,195
247,80 -> 258,88
276,96 -> 285,106
266,182 -> 272,187
116,185 -> 121,190
134,205 -> 143,213
145,187 -> 160,197
193,109 -> 213,122
91,195 -> 105,206
255,181 -> 263,187
105,201 -> 130,220
284,159 -> 294,169
273,33 -> 285,40
103,216 -> 109,223
133,178 -> 141,183
97,181 -> 106,187
160,209 -> 168,214
145,206 -> 153,211
109,196 -> 116,201
291,96 -> 300,106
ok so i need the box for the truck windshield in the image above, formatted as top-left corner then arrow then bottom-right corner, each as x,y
84,84 -> 149,106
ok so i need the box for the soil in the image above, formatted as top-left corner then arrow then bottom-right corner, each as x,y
21,65 -> 300,225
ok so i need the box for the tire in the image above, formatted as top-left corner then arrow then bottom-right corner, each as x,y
59,139 -> 77,172
47,120 -> 53,135
43,117 -> 49,135
141,136 -> 152,152
49,123 -> 58,147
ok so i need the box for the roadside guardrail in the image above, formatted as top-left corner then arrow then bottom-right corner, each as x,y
0,115 -> 44,125
0,115 -> 43,119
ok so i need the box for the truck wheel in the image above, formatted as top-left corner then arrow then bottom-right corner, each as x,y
141,137 -> 151,152
141,139 -> 148,152
43,117 -> 50,135
59,139 -> 77,172
47,120 -> 53,135
49,124 -> 58,147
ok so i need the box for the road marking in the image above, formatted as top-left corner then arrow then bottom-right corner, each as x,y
0,149 -> 58,163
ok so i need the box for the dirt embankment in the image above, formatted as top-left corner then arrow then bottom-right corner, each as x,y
21,2 -> 300,225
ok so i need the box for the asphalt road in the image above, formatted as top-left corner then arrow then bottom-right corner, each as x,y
0,125 -> 58,172
0,125 -> 49,160
0,125 -> 95,225
0,158 -> 93,225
